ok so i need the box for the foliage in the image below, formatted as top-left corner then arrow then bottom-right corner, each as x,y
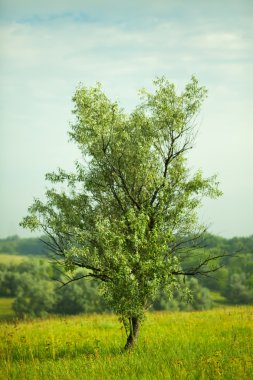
0,260 -> 215,317
0,236 -> 50,256
225,273 -> 253,304
203,233 -> 253,255
1,238 -> 253,319
0,260 -> 51,297
2,233 -> 253,258
20,76 -> 223,345
0,269 -> 21,297
53,275 -> 109,315
153,277 -> 214,311
13,275 -> 55,318
0,261 -> 109,317
198,250 -> 253,303
8,260 -> 54,317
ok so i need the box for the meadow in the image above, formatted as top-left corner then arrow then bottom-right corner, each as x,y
1,306 -> 252,380
0,254 -> 28,264
0,298 -> 15,321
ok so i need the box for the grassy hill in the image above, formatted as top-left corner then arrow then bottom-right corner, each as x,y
0,254 -> 29,264
1,306 -> 252,379
0,298 -> 15,320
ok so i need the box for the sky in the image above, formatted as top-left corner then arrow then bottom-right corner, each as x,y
0,0 -> 252,239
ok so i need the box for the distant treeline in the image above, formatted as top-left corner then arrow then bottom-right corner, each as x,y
1,233 -> 253,256
201,234 -> 253,254
0,235 -> 50,256
0,260 -> 216,317
0,234 -> 252,318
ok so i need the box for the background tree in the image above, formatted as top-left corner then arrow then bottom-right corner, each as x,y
152,277 -> 214,311
225,273 -> 253,304
13,274 -> 55,318
53,275 -> 109,315
21,76 -> 222,349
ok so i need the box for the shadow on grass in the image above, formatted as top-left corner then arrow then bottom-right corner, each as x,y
8,341 -> 124,363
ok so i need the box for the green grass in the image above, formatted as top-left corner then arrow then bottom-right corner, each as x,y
209,291 -> 228,306
0,306 -> 252,379
0,253 -> 47,264
0,298 -> 15,320
0,254 -> 29,264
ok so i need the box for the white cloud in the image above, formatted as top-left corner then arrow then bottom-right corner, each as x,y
193,32 -> 250,50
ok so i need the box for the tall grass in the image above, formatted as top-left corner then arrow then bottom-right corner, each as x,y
1,307 -> 252,379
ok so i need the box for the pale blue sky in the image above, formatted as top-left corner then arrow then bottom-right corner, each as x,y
0,0 -> 252,238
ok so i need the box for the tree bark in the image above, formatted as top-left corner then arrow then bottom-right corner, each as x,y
124,316 -> 140,350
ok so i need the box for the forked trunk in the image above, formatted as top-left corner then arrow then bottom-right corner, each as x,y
124,316 -> 140,350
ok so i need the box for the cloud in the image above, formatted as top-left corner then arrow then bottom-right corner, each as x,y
0,1 -> 252,238
1,20 -> 250,72
1,0 -> 253,31
194,32 -> 248,50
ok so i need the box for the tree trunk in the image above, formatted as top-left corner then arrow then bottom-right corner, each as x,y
124,316 -> 140,350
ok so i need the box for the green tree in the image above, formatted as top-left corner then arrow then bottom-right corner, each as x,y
153,277 -> 213,311
0,269 -> 21,297
53,275 -> 109,315
13,274 -> 55,318
225,273 -> 253,304
21,76 -> 222,349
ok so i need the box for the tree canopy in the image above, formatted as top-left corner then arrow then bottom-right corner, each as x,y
21,76 -> 222,349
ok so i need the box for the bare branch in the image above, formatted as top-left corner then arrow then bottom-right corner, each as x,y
56,271 -> 112,289
172,253 -> 233,277
56,273 -> 95,289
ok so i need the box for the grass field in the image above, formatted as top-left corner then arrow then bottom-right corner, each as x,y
0,254 -> 29,264
0,298 -> 15,321
0,253 -> 48,265
0,306 -> 252,379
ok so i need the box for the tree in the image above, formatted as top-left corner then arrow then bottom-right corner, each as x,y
53,275 -> 109,315
225,273 -> 253,304
21,76 -> 222,349
153,277 -> 214,311
13,273 -> 55,318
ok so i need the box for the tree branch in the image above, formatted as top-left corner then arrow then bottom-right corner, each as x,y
57,271 -> 111,289
172,253 -> 233,277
